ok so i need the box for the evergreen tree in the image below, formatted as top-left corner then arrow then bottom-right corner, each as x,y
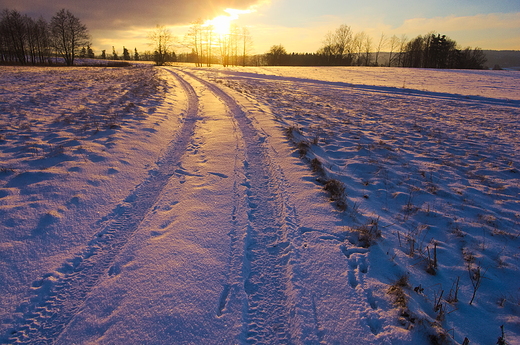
402,32 -> 486,69
87,44 -> 94,58
112,46 -> 118,60
101,49 -> 106,59
123,46 -> 130,60
134,48 -> 139,61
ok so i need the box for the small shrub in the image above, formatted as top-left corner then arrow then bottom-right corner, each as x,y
388,275 -> 415,328
284,126 -> 301,140
311,158 -> 325,176
355,218 -> 382,247
324,179 -> 347,210
297,140 -> 310,158
468,263 -> 485,305
427,330 -> 450,345
425,243 -> 438,275
388,285 -> 407,309
446,277 -> 460,303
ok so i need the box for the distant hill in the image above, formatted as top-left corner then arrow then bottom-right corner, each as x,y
482,50 -> 520,70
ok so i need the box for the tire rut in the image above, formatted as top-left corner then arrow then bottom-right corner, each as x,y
3,71 -> 199,345
178,69 -> 319,344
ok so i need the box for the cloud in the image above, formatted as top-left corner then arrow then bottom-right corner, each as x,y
1,0 -> 265,29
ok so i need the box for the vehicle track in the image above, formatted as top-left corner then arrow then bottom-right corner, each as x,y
177,69 -> 320,344
3,71 -> 200,344
4,68 -> 320,344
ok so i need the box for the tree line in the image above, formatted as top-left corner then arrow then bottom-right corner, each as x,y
143,21 -> 254,67
98,45 -> 176,65
175,22 -> 486,69
0,8 -> 169,66
263,25 -> 486,69
1,8 -> 487,69
0,9 -> 89,66
0,8 -> 253,67
181,20 -> 252,67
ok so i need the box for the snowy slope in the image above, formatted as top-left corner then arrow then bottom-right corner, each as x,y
0,65 -> 180,341
194,66 -> 519,345
1,65 -> 519,345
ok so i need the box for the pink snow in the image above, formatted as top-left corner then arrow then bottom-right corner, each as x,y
0,64 -> 518,345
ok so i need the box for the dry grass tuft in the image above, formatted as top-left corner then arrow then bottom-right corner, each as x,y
311,158 -> 325,176
354,218 -> 382,247
297,140 -> 310,158
323,179 -> 347,211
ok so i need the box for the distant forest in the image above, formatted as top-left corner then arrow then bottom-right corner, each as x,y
260,25 -> 487,69
1,8 -> 516,69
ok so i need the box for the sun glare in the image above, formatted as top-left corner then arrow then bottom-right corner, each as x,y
204,8 -> 253,36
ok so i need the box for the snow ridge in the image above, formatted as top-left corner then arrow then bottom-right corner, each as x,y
4,70 -> 199,344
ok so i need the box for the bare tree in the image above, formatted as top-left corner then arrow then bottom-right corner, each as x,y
50,9 -> 89,66
229,23 -> 240,66
216,24 -> 252,67
266,44 -> 287,65
334,24 -> 354,63
387,35 -> 399,67
374,33 -> 386,66
33,17 -> 51,63
0,9 -> 29,64
184,20 -> 214,66
363,34 -> 372,66
148,25 -> 174,66
203,24 -> 214,67
352,31 -> 366,65
397,35 -> 408,67
1,10 -> 51,65
318,24 -> 354,65
241,26 -> 253,66
185,20 -> 203,66
217,31 -> 231,67
318,30 -> 336,64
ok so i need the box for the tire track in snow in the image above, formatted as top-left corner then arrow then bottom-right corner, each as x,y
3,71 -> 199,344
178,69 -> 320,344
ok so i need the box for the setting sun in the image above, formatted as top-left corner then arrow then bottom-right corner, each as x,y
204,8 -> 253,36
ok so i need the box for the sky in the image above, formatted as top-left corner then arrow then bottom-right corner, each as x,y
1,0 -> 519,54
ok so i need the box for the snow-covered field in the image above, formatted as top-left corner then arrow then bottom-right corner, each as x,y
0,64 -> 518,344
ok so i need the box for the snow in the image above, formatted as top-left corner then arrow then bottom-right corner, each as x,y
1,64 -> 519,345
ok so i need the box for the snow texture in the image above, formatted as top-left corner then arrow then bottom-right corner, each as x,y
0,64 -> 519,345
